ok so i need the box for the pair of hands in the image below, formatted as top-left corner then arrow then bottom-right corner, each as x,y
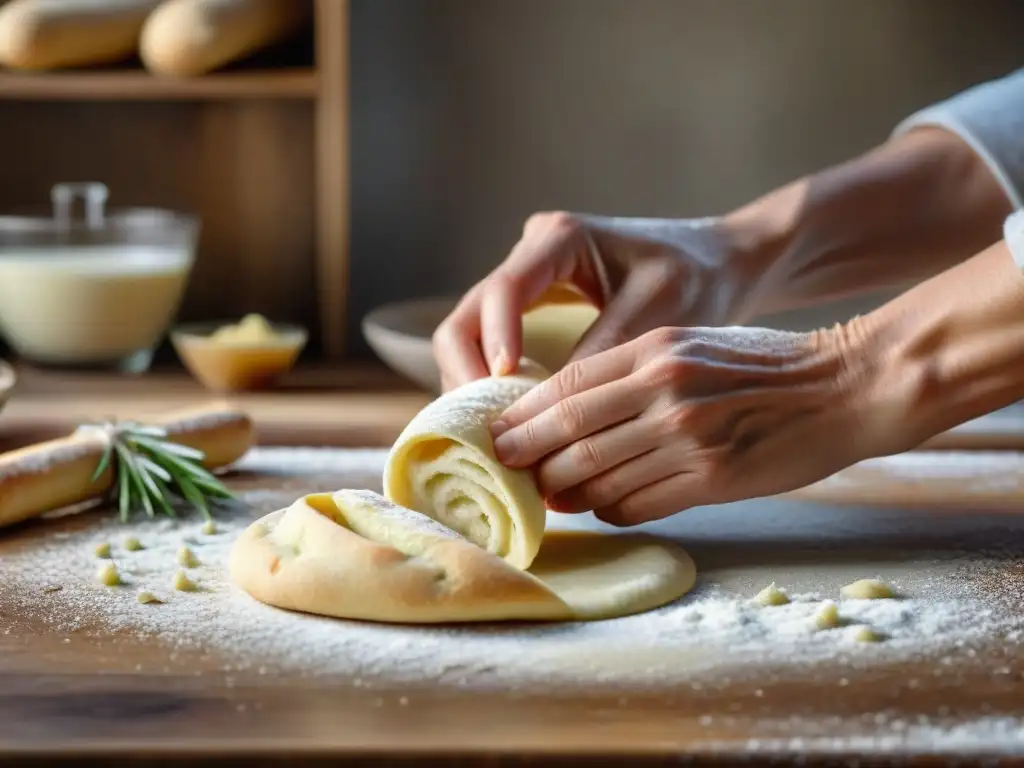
433,212 -> 895,526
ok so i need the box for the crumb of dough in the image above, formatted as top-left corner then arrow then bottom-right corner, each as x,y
172,570 -> 197,592
840,578 -> 894,600
94,542 -> 111,558
96,562 -> 120,587
853,625 -> 884,643
813,601 -> 841,630
201,520 -> 218,535
123,536 -> 144,552
136,590 -> 162,604
177,546 -> 200,568
752,582 -> 790,607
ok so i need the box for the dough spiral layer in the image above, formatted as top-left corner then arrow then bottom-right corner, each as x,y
383,368 -> 548,570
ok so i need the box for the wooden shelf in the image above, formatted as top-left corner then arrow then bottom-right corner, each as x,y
0,68 -> 318,101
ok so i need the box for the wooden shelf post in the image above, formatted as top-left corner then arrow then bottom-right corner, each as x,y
314,0 -> 350,359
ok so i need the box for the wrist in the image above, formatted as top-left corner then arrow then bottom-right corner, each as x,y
836,241 -> 1024,452
717,187 -> 803,322
723,127 -> 1012,320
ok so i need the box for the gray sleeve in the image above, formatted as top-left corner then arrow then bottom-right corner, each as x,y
893,69 -> 1024,210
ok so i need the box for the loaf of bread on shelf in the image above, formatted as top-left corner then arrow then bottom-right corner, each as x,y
139,0 -> 311,77
0,0 -> 163,70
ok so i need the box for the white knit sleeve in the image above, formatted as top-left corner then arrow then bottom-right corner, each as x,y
1004,209 -> 1024,270
893,69 -> 1024,210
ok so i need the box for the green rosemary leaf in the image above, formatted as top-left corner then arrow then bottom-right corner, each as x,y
135,454 -> 173,484
133,435 -> 205,462
191,476 -> 235,499
150,476 -> 178,519
117,443 -> 155,519
93,419 -> 233,522
158,450 -> 219,483
174,470 -> 211,520
118,460 -> 131,522
91,444 -> 113,483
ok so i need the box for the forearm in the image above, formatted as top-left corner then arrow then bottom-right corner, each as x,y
726,126 -> 1012,318
847,226 -> 1024,452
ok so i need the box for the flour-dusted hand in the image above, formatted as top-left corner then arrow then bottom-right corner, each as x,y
489,324 -> 901,526
432,212 -> 770,391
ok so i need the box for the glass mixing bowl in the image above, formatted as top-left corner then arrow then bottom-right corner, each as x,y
0,182 -> 200,373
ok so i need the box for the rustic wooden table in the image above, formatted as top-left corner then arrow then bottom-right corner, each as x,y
0,365 -> 1022,766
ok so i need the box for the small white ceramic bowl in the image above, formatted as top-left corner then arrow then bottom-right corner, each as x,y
361,297 -> 456,393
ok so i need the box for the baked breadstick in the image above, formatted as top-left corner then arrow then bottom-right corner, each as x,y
0,0 -> 163,70
139,0 -> 312,77
0,405 -> 253,529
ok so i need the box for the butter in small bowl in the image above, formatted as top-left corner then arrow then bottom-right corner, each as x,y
171,314 -> 307,392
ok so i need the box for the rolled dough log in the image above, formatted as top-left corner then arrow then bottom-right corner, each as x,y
383,362 -> 550,570
139,0 -> 312,76
231,489 -> 696,623
0,0 -> 163,70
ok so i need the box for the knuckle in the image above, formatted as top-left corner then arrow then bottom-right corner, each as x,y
570,438 -> 603,475
662,404 -> 694,435
431,321 -> 454,351
674,338 -> 715,360
554,396 -> 587,435
525,210 -> 579,236
644,326 -> 679,349
555,360 -> 588,398
642,356 -> 691,388
521,417 -> 540,447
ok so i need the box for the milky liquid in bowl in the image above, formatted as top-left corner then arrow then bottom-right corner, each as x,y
0,245 -> 193,366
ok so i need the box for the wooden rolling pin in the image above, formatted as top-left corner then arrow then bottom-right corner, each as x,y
139,0 -> 312,76
0,0 -> 163,70
0,405 -> 253,530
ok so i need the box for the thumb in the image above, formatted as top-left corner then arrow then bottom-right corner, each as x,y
569,260 -> 680,362
480,217 -> 610,375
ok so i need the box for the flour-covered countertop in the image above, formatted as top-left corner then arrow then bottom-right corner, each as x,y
0,446 -> 1022,764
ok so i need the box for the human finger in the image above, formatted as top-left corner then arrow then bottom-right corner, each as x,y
432,288 -> 491,387
534,413 -> 662,500
545,442 -> 688,513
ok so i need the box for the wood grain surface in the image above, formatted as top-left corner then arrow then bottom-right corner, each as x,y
0,451 -> 1022,766
1,366 -> 1023,458
0,364 -> 431,451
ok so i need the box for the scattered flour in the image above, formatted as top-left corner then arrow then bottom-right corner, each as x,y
2,447 -> 1023,754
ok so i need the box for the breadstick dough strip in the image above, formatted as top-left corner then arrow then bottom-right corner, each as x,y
0,405 -> 253,529
0,0 -> 164,71
383,363 -> 549,571
139,0 -> 312,77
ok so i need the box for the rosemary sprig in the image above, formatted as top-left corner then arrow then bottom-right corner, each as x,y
87,421 -> 235,522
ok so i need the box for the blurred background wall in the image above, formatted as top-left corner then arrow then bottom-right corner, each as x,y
350,0 -> 1024,356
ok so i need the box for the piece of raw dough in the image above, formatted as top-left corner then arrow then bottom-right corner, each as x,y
383,364 -> 551,570
231,362 -> 698,624
752,582 -> 790,607
840,578 -> 894,600
230,490 -> 696,624
814,601 -> 841,630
